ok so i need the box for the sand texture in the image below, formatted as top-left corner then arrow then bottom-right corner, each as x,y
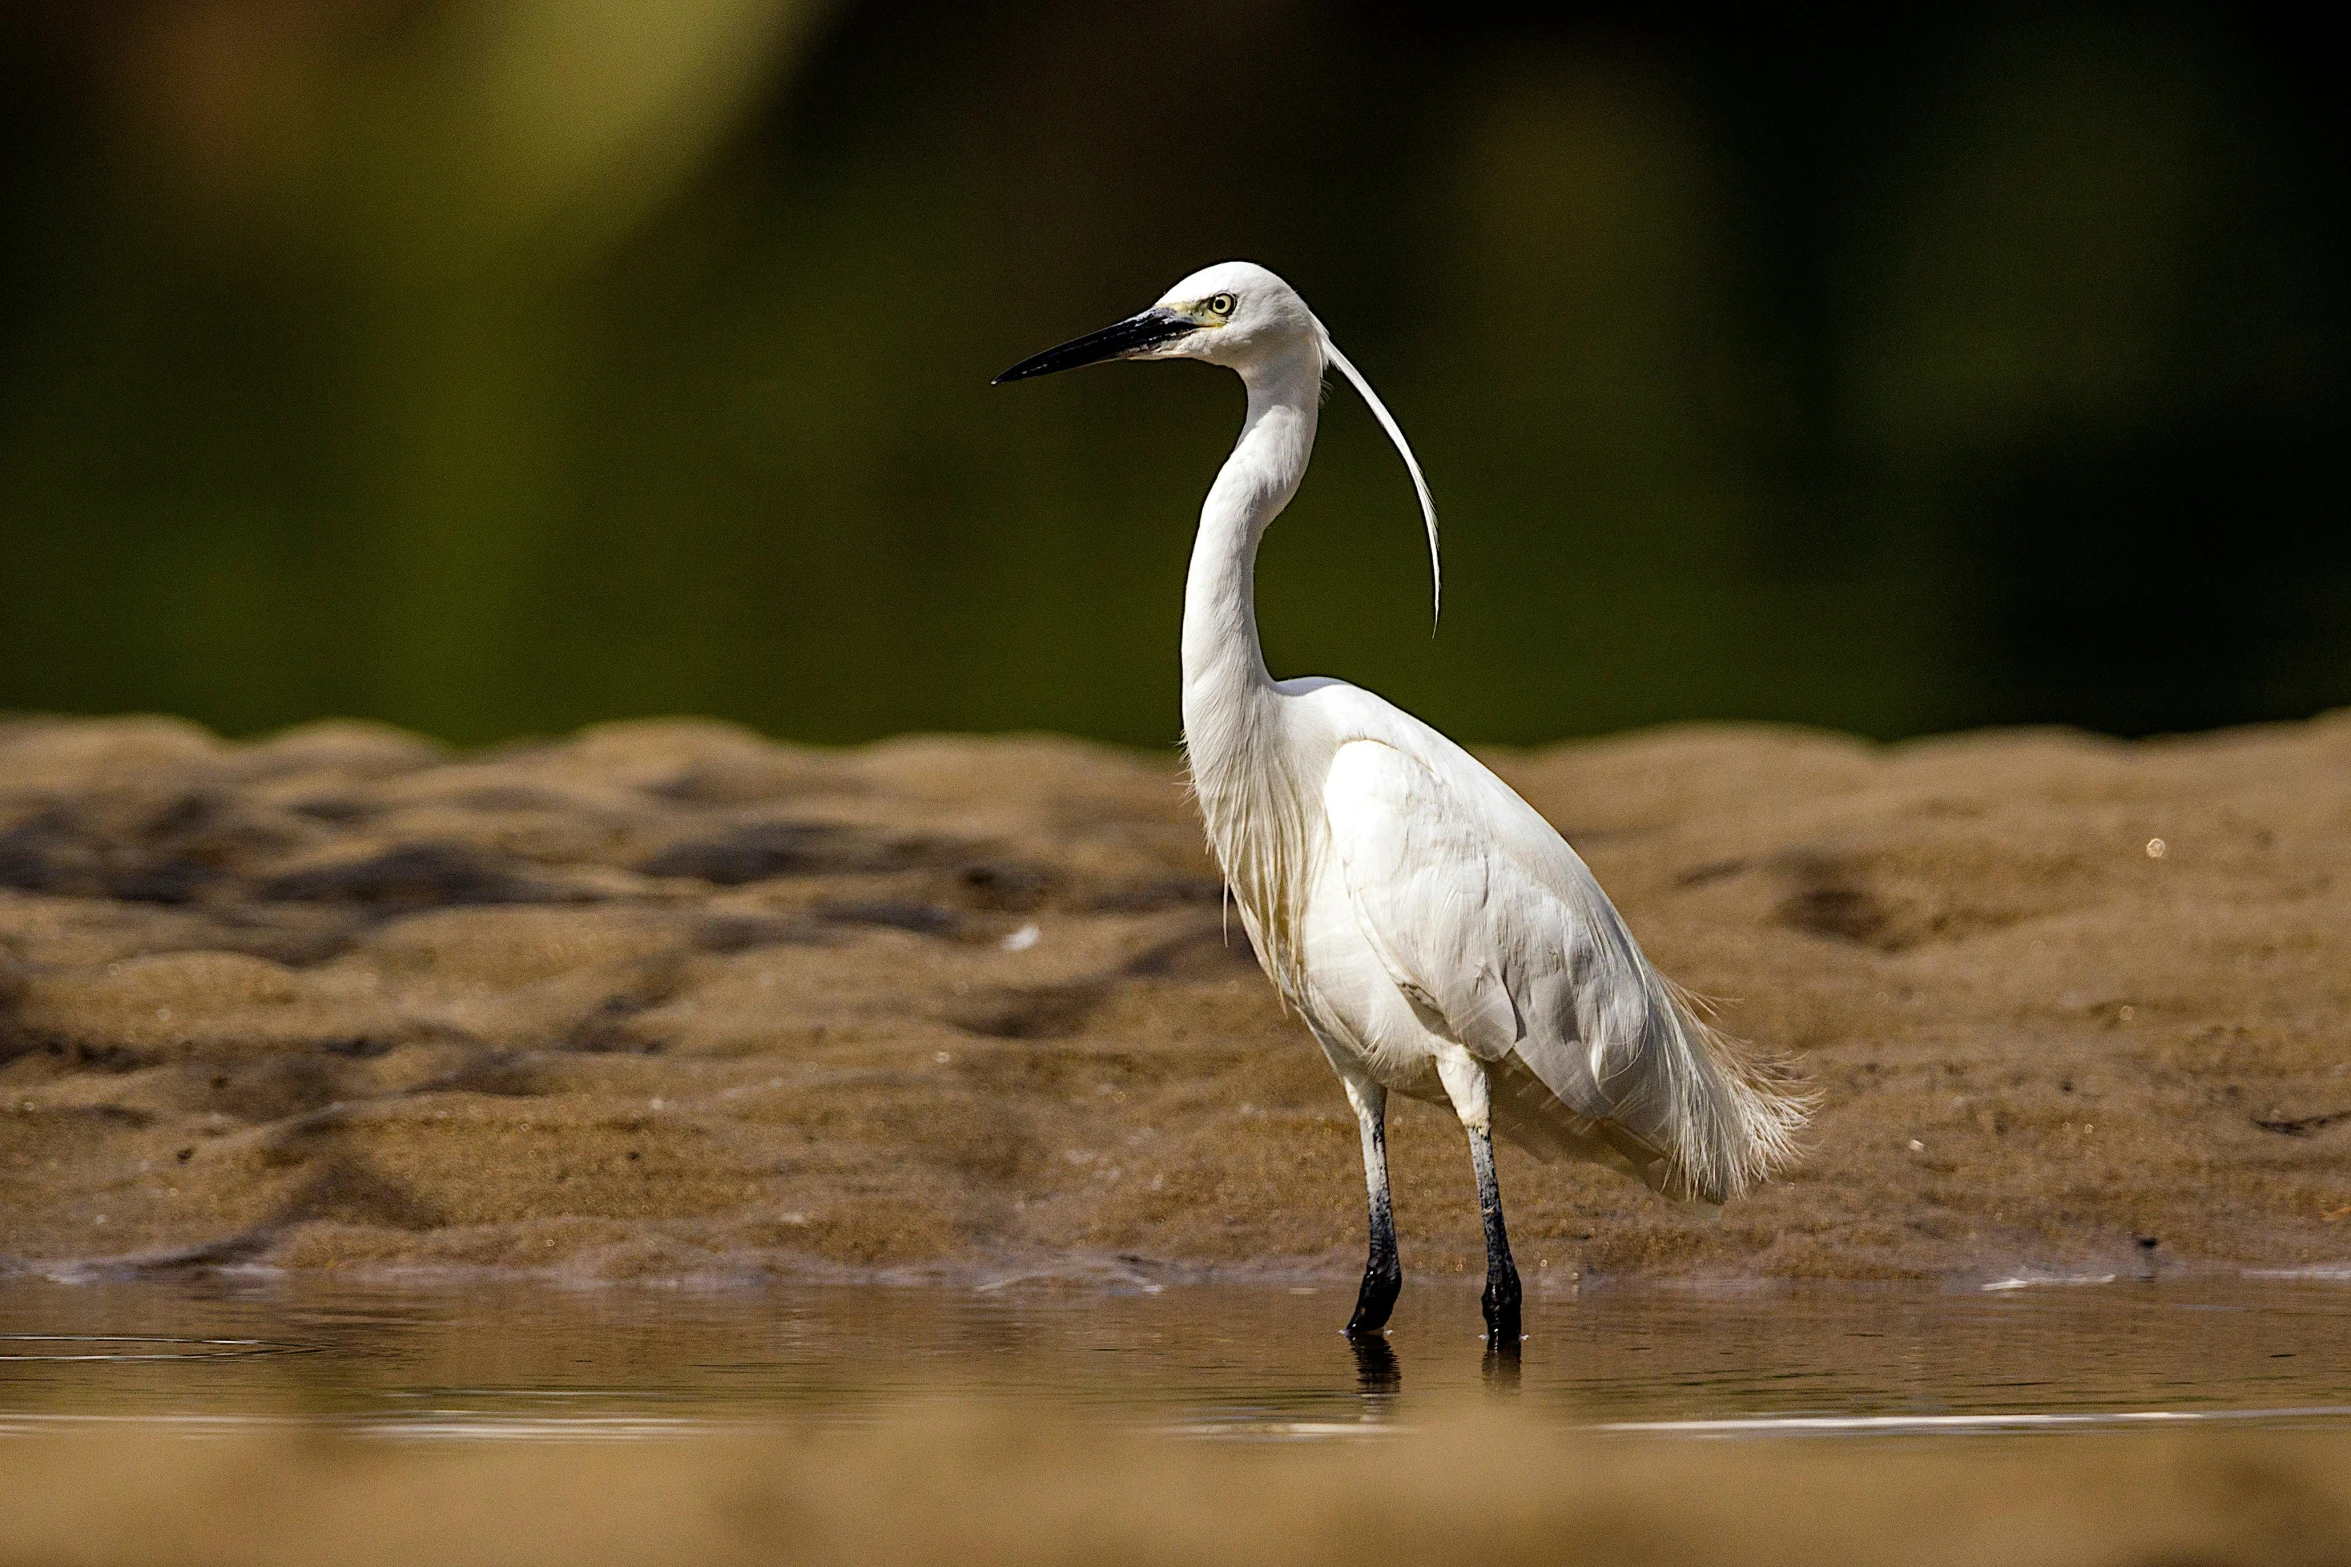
3,712 -> 2349,1284
6,1414 -> 2351,1567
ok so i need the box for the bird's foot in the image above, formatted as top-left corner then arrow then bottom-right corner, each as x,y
1344,1256 -> 1402,1338
1480,1261 -> 1522,1351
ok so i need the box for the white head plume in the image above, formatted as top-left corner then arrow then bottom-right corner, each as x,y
1320,331 -> 1440,630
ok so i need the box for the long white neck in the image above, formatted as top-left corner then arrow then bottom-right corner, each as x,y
1180,342 -> 1321,737
1179,337 -> 1323,995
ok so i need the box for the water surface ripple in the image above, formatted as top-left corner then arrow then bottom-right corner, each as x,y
1,1277 -> 2344,1443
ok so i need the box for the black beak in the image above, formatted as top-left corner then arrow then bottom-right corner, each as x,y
992,307 -> 1198,384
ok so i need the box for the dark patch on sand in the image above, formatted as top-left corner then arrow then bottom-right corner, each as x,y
640,822 -> 957,885
261,843 -> 559,908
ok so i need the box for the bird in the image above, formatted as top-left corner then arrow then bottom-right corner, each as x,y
995,262 -> 1810,1349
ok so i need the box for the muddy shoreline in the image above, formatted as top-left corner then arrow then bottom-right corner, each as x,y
4,713 -> 2349,1285
8,1416 -> 2351,1567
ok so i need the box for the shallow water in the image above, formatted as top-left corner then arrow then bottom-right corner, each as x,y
1,1276 -> 2346,1443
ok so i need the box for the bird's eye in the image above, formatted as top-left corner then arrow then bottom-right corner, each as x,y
1210,293 -> 1236,317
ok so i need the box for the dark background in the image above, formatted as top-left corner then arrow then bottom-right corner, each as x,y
2,1 -> 2344,748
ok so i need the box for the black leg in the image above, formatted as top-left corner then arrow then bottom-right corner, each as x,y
1468,1124 -> 1521,1352
1345,1083 -> 1402,1338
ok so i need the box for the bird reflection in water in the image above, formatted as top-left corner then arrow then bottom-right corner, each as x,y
1344,1328 -> 1521,1419
1348,1332 -> 1401,1413
1483,1332 -> 1523,1394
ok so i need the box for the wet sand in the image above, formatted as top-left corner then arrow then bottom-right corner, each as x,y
4,712 -> 2349,1285
6,1413 -> 2351,1567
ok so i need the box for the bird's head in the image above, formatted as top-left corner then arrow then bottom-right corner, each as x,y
992,261 -> 1313,382
993,260 -> 1442,626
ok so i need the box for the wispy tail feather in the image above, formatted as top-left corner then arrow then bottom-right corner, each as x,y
1491,964 -> 1813,1207
1638,973 -> 1814,1205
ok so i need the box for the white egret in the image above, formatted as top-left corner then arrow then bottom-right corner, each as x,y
996,262 -> 1810,1347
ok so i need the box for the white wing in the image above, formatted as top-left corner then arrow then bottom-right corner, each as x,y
1320,733 -> 1804,1203
1322,739 -> 1616,1102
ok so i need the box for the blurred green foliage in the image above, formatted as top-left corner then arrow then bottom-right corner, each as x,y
1,3 -> 2343,747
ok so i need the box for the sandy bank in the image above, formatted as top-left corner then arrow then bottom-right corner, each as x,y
5,1414 -> 2349,1567
3,713 -> 2349,1283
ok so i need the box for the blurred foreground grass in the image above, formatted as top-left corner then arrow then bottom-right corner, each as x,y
5,1406 -> 2348,1566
